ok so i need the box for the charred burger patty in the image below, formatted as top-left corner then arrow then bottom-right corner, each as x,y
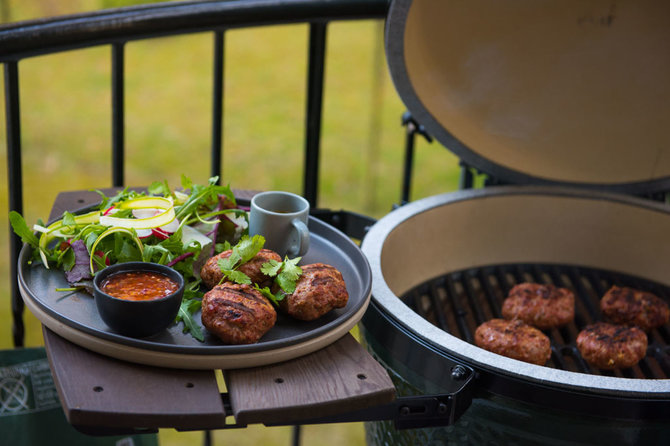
576,322 -> 647,370
600,285 -> 669,332
278,263 -> 348,321
475,318 -> 552,366
201,282 -> 276,344
502,282 -> 575,329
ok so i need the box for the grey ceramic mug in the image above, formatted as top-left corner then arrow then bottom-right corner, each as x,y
249,191 -> 310,258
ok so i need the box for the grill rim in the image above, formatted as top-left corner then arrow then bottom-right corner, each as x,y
361,185 -> 670,399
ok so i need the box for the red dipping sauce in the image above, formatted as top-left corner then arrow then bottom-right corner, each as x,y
100,270 -> 179,301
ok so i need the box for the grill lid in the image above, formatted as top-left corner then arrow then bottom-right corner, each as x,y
386,0 -> 670,194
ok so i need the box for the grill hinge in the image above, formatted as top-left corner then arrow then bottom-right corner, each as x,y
310,208 -> 376,240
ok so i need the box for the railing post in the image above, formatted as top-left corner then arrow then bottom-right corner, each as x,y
112,42 -> 125,187
4,60 -> 25,347
303,22 -> 327,207
211,30 -> 225,182
459,162 -> 474,190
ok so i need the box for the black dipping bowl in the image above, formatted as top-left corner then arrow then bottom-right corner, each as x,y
93,262 -> 184,338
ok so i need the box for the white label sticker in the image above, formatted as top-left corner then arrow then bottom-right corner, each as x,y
0,358 -> 60,417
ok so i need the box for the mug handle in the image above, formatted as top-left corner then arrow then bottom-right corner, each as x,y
289,219 -> 310,257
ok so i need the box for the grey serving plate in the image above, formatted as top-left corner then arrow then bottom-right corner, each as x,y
18,216 -> 372,369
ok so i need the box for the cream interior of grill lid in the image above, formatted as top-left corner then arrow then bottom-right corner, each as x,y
388,0 -> 670,189
376,189 -> 670,298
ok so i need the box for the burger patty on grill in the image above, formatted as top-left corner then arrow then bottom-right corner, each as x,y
277,263 -> 348,321
576,322 -> 647,370
600,285 -> 670,332
474,318 -> 552,366
501,282 -> 575,329
200,248 -> 282,289
201,282 -> 276,344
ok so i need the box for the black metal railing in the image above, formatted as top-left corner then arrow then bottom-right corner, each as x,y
2,0 -> 389,349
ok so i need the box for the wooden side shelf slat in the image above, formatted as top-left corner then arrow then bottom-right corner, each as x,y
44,328 -> 226,430
226,333 -> 396,425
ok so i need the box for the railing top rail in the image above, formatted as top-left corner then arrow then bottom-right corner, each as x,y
0,0 -> 389,61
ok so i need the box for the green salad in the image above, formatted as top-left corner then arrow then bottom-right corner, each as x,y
10,175 -> 301,341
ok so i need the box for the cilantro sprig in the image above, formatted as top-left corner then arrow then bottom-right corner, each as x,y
216,235 -> 265,285
256,257 -> 302,305
214,236 -> 303,306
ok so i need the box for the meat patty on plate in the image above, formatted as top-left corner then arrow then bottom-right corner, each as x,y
502,282 -> 575,330
278,263 -> 348,321
576,322 -> 647,370
200,248 -> 281,289
201,283 -> 276,344
600,285 -> 669,332
474,318 -> 552,366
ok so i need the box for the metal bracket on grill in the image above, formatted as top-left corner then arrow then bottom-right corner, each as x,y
261,384 -> 474,430
212,383 -> 473,431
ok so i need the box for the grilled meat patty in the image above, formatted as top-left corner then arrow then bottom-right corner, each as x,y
600,285 -> 670,332
576,322 -> 647,370
474,318 -> 552,365
502,282 -> 575,329
278,263 -> 348,321
201,283 -> 276,344
200,248 -> 281,289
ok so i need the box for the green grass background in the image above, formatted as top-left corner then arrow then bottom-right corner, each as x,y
0,1 -> 461,444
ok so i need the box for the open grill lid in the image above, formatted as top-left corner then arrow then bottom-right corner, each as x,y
385,0 -> 670,194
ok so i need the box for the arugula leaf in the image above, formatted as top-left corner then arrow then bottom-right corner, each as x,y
175,281 -> 204,341
61,245 -> 76,272
148,179 -> 172,197
175,176 -> 233,222
61,211 -> 77,228
84,230 -> 102,253
9,211 -> 39,248
176,297 -> 204,342
158,231 -> 185,259
141,244 -> 168,264
95,187 -> 142,211
91,251 -> 108,271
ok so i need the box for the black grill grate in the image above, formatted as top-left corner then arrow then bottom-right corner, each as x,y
400,263 -> 670,379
